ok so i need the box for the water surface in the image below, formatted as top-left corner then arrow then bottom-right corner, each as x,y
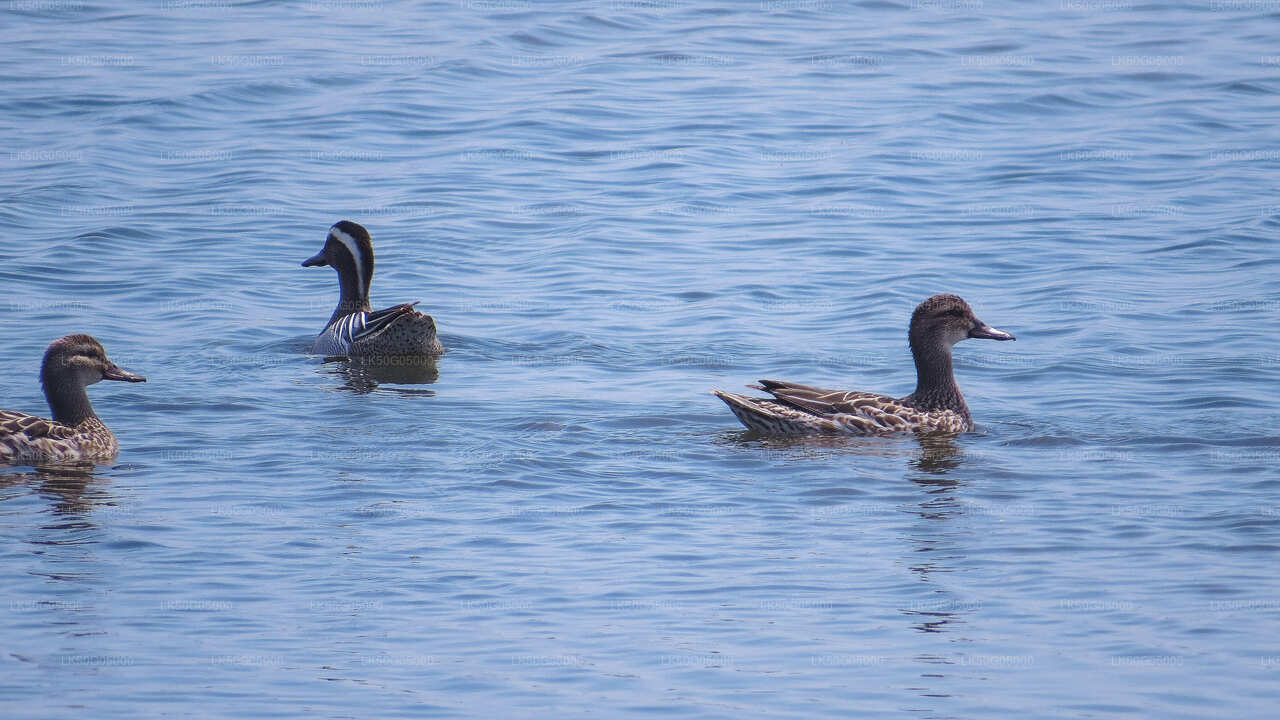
2,2 -> 1279,718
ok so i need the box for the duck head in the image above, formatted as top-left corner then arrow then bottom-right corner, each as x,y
40,334 -> 144,425
302,221 -> 376,306
41,334 -> 146,389
909,294 -> 1015,351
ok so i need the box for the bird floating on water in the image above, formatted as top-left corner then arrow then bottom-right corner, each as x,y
302,220 -> 444,359
0,335 -> 146,464
714,294 -> 1015,434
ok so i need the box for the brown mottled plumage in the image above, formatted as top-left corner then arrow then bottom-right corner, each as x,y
0,335 -> 146,464
302,221 -> 444,359
714,295 -> 1015,435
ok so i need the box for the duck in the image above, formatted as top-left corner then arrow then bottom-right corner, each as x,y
302,220 -> 444,358
713,294 -> 1015,434
0,334 -> 146,464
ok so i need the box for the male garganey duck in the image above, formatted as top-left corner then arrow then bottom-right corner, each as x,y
302,220 -> 444,358
714,294 -> 1015,434
0,335 -> 146,464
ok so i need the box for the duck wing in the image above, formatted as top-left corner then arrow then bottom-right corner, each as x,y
0,411 -> 76,441
348,302 -> 443,357
351,302 -> 422,344
313,302 -> 423,356
0,411 -> 78,460
751,379 -> 924,433
753,379 -> 898,413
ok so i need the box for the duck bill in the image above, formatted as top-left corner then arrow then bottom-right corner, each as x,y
968,322 -> 1015,341
103,363 -> 147,383
301,251 -> 328,267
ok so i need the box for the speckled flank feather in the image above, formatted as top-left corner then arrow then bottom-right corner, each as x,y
311,302 -> 444,357
349,303 -> 443,358
713,385 -> 970,435
0,335 -> 145,465
713,294 -> 1015,435
0,412 -> 118,464
303,221 -> 445,359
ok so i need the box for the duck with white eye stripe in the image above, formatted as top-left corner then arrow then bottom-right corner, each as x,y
302,221 -> 445,358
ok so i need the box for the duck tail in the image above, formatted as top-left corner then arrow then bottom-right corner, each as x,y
712,390 -> 786,432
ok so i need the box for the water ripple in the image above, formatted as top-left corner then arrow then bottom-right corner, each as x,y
1,3 -> 1278,719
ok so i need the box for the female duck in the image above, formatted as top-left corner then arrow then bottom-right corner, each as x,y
0,335 -> 146,464
714,294 -> 1015,434
302,221 -> 444,358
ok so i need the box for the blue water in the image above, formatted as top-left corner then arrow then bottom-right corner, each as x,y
3,1 -> 1279,717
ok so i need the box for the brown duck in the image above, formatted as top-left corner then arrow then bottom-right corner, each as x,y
0,335 -> 146,464
714,294 -> 1015,434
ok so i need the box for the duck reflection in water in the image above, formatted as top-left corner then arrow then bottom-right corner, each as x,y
910,432 -> 964,478
323,354 -> 441,394
0,464 -> 103,518
721,426 -> 964,473
718,429 -> 976,636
